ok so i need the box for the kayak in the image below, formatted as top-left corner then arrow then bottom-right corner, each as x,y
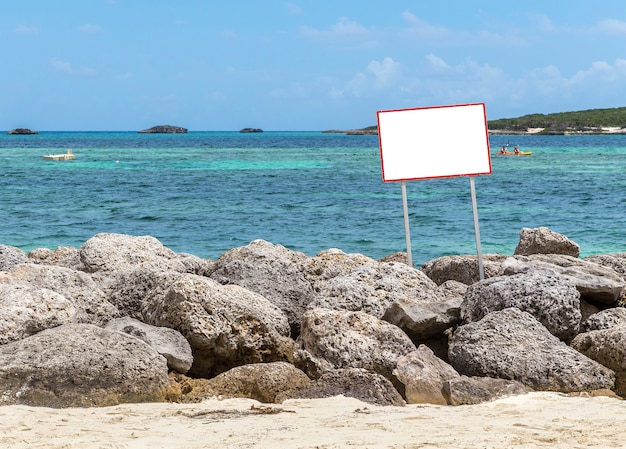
495,151 -> 532,156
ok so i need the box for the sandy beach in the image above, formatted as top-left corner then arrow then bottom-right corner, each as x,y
1,392 -> 625,448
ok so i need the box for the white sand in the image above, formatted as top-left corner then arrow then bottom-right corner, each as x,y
1,393 -> 625,448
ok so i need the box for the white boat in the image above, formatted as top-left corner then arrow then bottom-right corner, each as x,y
43,149 -> 75,161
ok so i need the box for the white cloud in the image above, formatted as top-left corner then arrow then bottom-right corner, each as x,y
14,25 -> 41,34
299,17 -> 372,41
50,58 -> 97,77
338,57 -> 402,97
597,19 -> 626,36
426,54 -> 450,70
285,2 -> 302,15
79,24 -> 103,33
401,11 -> 448,39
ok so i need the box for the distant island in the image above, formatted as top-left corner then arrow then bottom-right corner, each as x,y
322,126 -> 378,135
7,128 -> 38,135
240,128 -> 263,133
138,125 -> 188,134
328,106 -> 626,135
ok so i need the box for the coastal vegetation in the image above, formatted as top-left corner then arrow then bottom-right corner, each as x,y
329,106 -> 626,135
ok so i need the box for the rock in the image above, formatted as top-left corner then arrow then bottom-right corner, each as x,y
276,368 -> 405,406
239,128 -> 263,133
382,296 -> 462,341
583,254 -> 626,279
0,244 -> 31,271
79,233 -> 186,275
582,308 -> 626,332
142,274 -> 294,378
294,308 -> 416,383
442,376 -> 531,406
138,125 -> 187,133
514,227 -> 580,257
170,362 -> 310,403
420,254 -> 508,286
104,266 -> 183,320
7,128 -> 38,134
308,261 -> 442,320
500,255 -> 625,304
0,283 -> 76,345
209,239 -> 314,337
2,263 -> 119,326
448,308 -> 615,393
438,280 -> 468,299
461,272 -> 581,342
28,246 -> 83,270
393,345 -> 461,405
0,323 -> 169,407
105,317 -> 193,374
572,326 -> 626,396
379,252 -> 409,264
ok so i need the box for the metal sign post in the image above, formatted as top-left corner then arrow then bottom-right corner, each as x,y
469,176 -> 485,280
400,181 -> 413,267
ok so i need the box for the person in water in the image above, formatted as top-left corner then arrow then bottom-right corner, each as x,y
514,146 -> 520,154
500,145 -> 508,154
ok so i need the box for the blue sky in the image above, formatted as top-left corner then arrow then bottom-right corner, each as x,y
2,0 -> 626,131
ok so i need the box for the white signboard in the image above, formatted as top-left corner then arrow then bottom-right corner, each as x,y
377,103 -> 491,182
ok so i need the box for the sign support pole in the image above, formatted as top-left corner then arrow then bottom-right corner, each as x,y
401,181 -> 414,267
469,176 -> 484,280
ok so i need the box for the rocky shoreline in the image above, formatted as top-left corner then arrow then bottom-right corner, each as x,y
0,227 -> 625,408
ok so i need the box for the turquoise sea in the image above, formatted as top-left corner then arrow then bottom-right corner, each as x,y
0,131 -> 624,266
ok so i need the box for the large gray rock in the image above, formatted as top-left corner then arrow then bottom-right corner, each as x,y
142,274 -> 294,378
420,254 -> 508,286
0,245 -> 31,271
500,255 -> 625,304
582,308 -> 626,332
209,239 -> 315,337
276,368 -> 405,406
583,254 -> 626,280
101,266 -> 183,320
28,246 -> 83,270
294,308 -> 416,382
0,283 -> 76,345
442,376 -> 531,406
572,326 -> 626,397
308,262 -> 442,320
514,227 -> 580,257
105,317 -> 193,374
0,323 -> 169,407
2,263 -> 119,326
302,248 -> 379,286
393,345 -> 461,405
448,308 -> 615,393
382,296 -> 462,341
461,272 -> 581,342
78,233 -> 188,275
197,362 -> 311,403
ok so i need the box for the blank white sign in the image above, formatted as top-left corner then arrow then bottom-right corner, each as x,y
377,103 -> 492,182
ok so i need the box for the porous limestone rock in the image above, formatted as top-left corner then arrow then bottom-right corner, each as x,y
142,273 -> 294,378
449,308 -> 615,393
500,254 -> 625,304
571,326 -> 626,396
582,308 -> 626,332
28,246 -> 83,270
0,323 -> 169,407
0,283 -> 76,345
209,239 -> 314,337
442,376 -> 531,406
461,272 -> 581,342
276,368 -> 405,406
2,263 -> 119,326
105,317 -> 193,374
514,226 -> 580,257
393,345 -> 461,405
0,244 -> 31,271
382,296 -> 462,341
294,308 -> 416,382
420,254 -> 508,286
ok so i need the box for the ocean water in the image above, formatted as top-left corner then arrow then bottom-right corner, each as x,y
0,131 -> 624,266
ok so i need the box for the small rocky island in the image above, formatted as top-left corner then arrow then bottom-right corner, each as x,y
7,128 -> 38,135
240,128 -> 263,133
138,125 -> 188,134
